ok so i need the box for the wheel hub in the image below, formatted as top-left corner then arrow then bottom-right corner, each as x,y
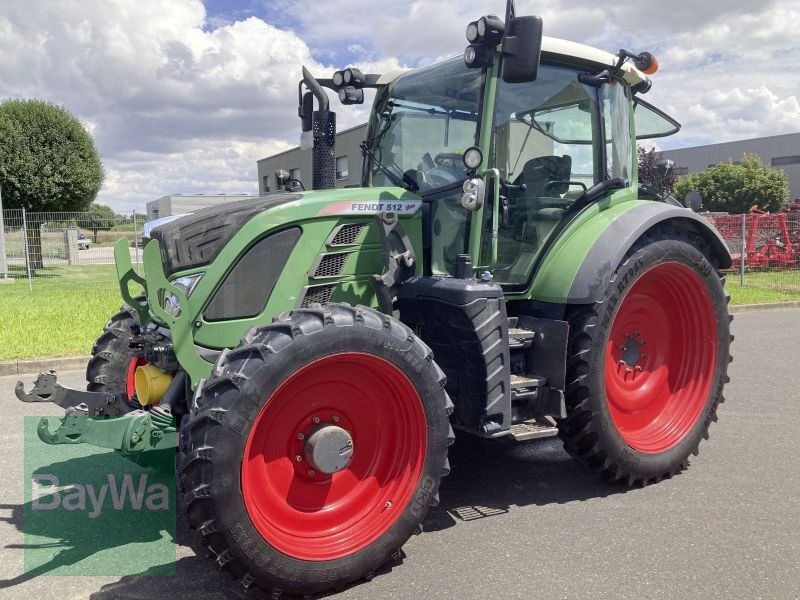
303,424 -> 354,474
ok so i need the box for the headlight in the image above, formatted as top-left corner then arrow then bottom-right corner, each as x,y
161,274 -> 203,318
461,177 -> 485,211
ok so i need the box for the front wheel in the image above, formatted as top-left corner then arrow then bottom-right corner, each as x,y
559,227 -> 732,486
180,304 -> 453,596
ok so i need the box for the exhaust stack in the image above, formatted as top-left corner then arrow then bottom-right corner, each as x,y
301,66 -> 336,190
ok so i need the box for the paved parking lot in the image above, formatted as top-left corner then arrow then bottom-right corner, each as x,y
1,308 -> 798,599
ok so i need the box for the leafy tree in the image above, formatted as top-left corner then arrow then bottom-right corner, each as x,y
673,154 -> 788,214
638,146 -> 678,194
0,99 -> 104,269
78,203 -> 117,242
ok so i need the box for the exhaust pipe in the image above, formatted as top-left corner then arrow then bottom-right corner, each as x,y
301,66 -> 336,190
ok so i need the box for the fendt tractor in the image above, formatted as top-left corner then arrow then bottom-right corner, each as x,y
17,2 -> 732,596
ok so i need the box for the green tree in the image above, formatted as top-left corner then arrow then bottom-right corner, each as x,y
673,154 -> 788,214
0,99 -> 104,269
78,203 -> 117,242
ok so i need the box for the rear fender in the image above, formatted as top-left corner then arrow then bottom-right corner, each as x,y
529,201 -> 732,304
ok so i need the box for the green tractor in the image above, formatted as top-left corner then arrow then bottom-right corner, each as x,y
17,2 -> 732,596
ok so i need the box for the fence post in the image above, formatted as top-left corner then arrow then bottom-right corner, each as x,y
0,188 -> 7,280
133,210 -> 140,269
740,213 -> 746,286
21,208 -> 33,291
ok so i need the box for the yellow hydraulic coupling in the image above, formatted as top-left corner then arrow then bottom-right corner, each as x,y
134,364 -> 173,405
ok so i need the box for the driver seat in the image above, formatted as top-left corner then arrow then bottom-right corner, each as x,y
521,155 -> 572,201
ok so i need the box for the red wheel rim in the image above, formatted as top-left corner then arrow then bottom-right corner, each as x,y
126,357 -> 146,400
604,262 -> 718,453
241,353 -> 427,561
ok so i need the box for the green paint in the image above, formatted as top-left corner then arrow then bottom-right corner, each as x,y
113,238 -> 148,325
468,58 -> 500,267
127,187 -> 421,386
523,189 -> 643,302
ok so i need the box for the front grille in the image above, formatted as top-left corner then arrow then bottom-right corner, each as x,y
300,284 -> 337,307
313,253 -> 350,279
329,223 -> 364,246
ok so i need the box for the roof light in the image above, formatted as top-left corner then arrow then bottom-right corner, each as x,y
634,52 -> 659,75
466,21 -> 480,43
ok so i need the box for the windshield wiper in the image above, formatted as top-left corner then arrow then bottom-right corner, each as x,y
360,142 -> 418,192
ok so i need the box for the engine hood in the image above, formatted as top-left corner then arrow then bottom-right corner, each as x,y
151,192 -> 302,276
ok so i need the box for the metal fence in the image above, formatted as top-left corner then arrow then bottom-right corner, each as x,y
707,210 -> 800,295
0,209 -> 144,291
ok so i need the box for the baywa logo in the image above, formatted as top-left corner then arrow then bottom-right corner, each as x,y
21,416 -> 177,577
32,473 -> 170,519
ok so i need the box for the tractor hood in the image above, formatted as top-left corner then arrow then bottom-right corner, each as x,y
151,192 -> 302,276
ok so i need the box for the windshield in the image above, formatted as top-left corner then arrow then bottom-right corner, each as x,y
364,57 -> 483,194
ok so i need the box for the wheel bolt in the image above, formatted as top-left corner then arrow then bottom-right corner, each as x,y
385,501 -> 392,509
626,367 -> 632,374
312,416 -> 320,424
332,415 -> 340,423
635,366 -> 642,371
620,346 -> 626,351
295,455 -> 302,462
618,359 -> 625,365
296,432 -> 304,440
635,331 -> 640,337
307,469 -> 315,476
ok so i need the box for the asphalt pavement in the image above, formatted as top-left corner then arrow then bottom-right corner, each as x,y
1,308 -> 798,599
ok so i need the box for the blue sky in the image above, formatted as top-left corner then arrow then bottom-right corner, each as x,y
1,0 -> 798,210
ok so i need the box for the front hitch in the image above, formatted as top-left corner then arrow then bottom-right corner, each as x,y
15,371 -> 131,416
16,371 -> 179,454
33,408 -> 177,453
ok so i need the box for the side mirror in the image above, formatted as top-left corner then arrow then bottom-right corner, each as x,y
656,158 -> 674,178
501,15 -> 543,83
276,170 -> 290,188
684,190 -> 702,212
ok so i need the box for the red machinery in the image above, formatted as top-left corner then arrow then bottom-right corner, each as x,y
709,204 -> 799,269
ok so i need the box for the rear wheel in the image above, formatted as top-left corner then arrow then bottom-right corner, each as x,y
559,228 -> 732,485
180,304 -> 453,596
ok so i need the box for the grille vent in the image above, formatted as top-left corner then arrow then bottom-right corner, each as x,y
313,252 -> 349,279
300,284 -> 337,307
330,223 -> 364,246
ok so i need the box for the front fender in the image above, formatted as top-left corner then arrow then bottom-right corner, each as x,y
529,200 -> 732,304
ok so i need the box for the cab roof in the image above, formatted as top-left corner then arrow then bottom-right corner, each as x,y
376,36 -> 649,87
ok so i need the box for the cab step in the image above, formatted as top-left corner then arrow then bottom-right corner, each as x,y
508,327 -> 537,350
509,418 -> 559,441
510,373 -> 545,400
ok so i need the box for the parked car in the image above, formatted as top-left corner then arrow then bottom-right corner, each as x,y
77,232 -> 91,250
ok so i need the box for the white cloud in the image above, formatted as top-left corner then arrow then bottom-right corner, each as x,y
0,0 -> 798,210
0,0 -> 328,210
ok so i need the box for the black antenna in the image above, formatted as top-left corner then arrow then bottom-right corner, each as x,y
504,0 -> 516,22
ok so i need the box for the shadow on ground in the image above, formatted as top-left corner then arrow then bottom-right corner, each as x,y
4,436 -> 629,599
0,450 -> 175,590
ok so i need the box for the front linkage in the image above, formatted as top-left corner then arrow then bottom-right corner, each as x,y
16,371 -> 178,457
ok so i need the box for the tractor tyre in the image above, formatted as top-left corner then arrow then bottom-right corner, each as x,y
180,304 -> 453,597
86,299 -> 174,472
86,300 -> 143,400
558,227 -> 732,486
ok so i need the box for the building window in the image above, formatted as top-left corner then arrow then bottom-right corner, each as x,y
772,156 -> 800,167
262,175 -> 270,193
336,156 -> 349,180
